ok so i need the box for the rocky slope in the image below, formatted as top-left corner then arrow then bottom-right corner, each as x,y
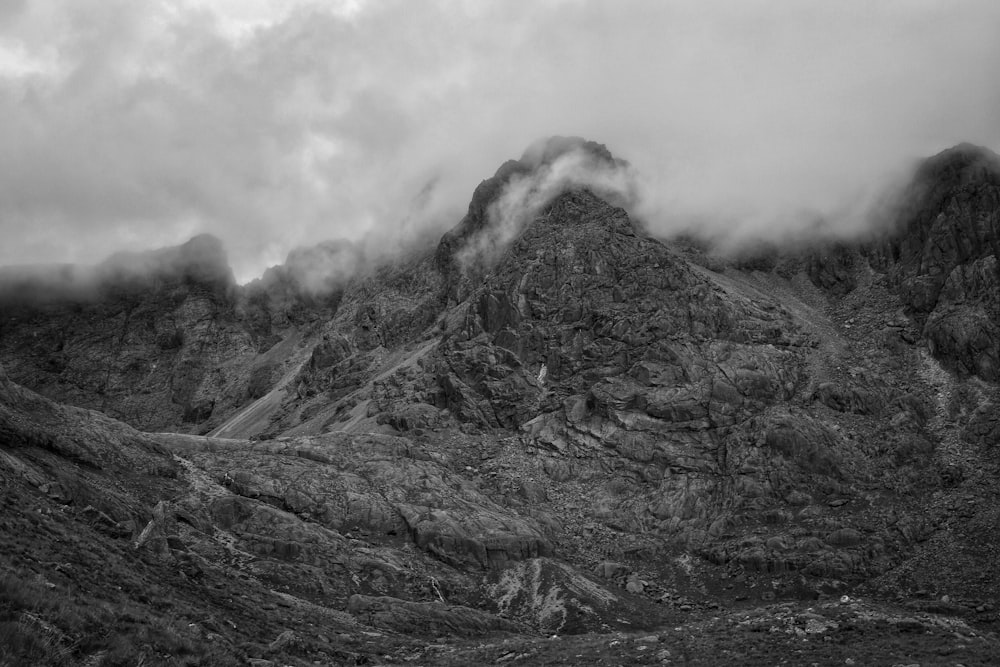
0,234 -> 350,433
2,138 -> 999,665
870,143 -> 1000,381
1,362 -> 664,665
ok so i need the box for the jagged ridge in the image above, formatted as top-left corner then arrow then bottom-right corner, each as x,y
2,139 -> 1000,665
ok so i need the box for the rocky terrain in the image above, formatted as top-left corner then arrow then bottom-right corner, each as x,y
2,137 -> 999,665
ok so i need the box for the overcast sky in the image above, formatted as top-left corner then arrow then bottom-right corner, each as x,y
1,0 -> 998,282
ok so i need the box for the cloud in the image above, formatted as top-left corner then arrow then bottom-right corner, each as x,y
0,0 -> 998,282
455,141 -> 640,271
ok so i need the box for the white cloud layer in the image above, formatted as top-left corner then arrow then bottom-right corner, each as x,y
1,0 -> 998,281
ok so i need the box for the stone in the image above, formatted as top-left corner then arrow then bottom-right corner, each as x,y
346,595 -> 524,637
626,577 -> 645,594
268,630 -> 303,653
486,558 -> 660,634
518,480 -> 547,503
825,528 -> 863,548
595,561 -> 630,580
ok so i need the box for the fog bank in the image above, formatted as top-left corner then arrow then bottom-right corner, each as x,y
1,0 -> 998,281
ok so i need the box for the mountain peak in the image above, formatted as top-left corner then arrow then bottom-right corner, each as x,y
539,187 -> 634,236
0,234 -> 235,304
914,142 -> 1000,191
519,135 -> 622,169
98,233 -> 233,287
435,137 -> 632,281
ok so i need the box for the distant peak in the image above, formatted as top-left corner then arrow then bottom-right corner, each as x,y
915,142 -> 1000,187
929,142 -> 999,162
0,234 -> 236,304
437,137 -> 634,275
519,136 -> 623,170
250,239 -> 363,297
176,233 -> 229,270
181,233 -> 225,254
95,234 -> 235,289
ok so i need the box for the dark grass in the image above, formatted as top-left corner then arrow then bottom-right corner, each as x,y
0,562 -> 246,667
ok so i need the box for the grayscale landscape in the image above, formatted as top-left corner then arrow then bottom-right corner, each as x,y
1,3 -> 999,666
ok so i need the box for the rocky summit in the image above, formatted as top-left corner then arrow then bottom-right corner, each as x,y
2,138 -> 1000,666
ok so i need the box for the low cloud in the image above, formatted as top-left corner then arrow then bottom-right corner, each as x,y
456,143 -> 640,271
0,1 -> 998,282
260,240 -> 363,297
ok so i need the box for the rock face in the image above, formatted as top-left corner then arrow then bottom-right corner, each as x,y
483,557 -> 664,633
869,143 -> 1000,380
2,138 -> 1000,665
435,136 -> 629,298
0,235 -> 248,430
0,235 -> 345,433
393,188 -> 836,559
156,432 -> 553,571
346,594 -> 526,636
0,361 -> 182,527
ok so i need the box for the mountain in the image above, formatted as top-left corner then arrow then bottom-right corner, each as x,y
0,233 -> 342,432
871,143 -> 1000,380
1,138 -> 999,665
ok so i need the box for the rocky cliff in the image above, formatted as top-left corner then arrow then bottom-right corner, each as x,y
0,234 -> 349,433
869,143 -> 1000,380
1,139 -> 999,665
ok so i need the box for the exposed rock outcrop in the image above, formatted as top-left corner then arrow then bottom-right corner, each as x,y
2,139 -> 1000,665
0,236 -> 347,433
346,594 -> 525,636
870,143 -> 1000,379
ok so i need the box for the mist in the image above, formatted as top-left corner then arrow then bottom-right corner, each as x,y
455,143 -> 640,271
1,0 -> 998,283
